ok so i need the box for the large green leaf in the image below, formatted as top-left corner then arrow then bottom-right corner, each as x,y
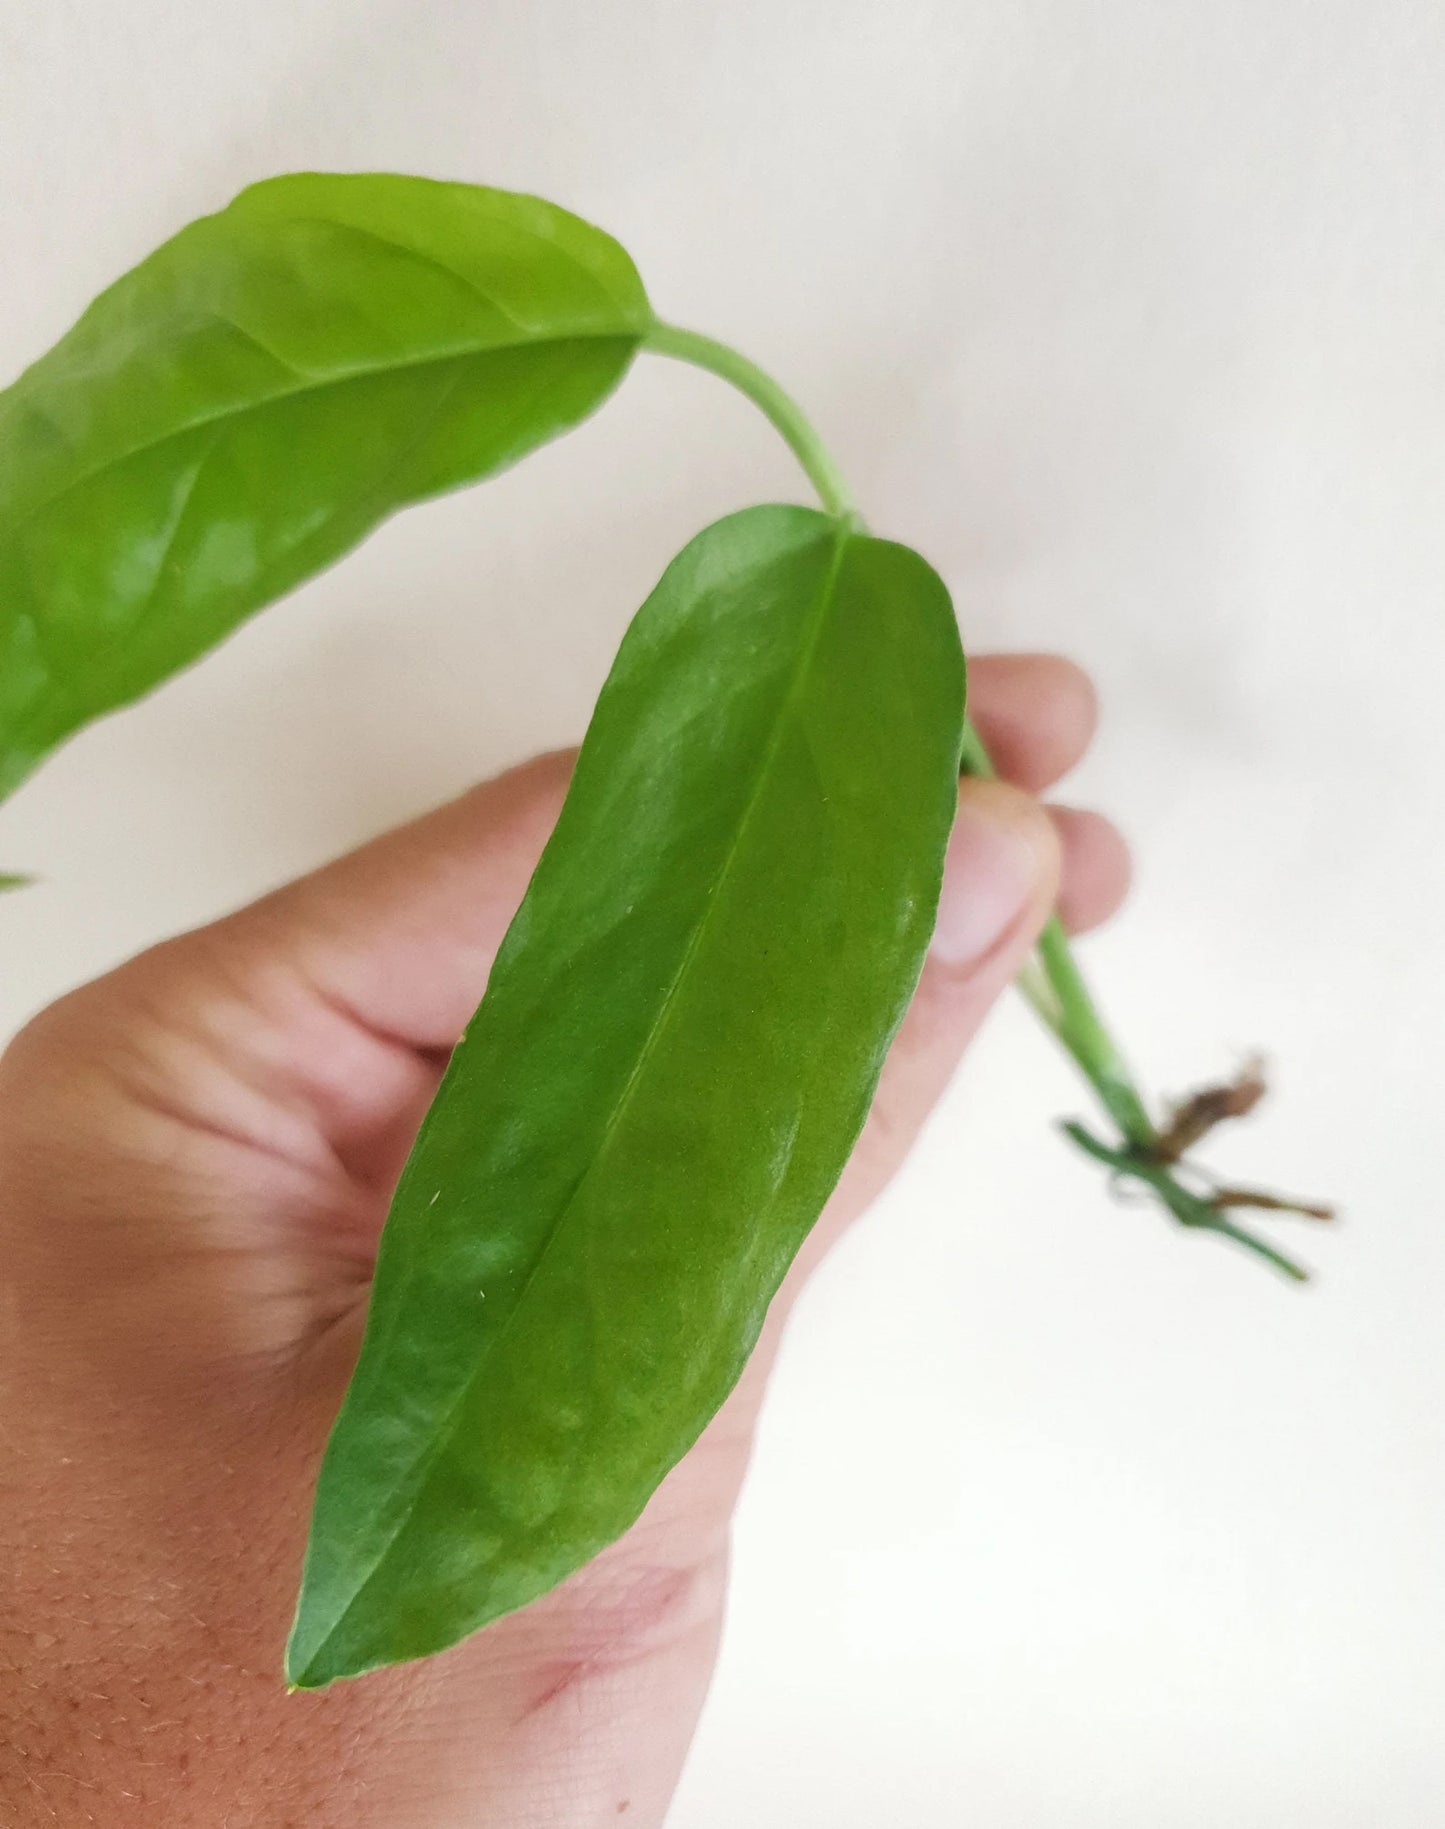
287,503 -> 965,1687
0,172 -> 651,799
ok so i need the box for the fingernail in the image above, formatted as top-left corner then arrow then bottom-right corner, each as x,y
930,791 -> 1052,968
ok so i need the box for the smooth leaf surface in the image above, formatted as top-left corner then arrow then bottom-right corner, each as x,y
288,504 -> 965,1686
0,172 -> 650,799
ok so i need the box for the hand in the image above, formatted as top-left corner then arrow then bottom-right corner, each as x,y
0,654 -> 1126,1827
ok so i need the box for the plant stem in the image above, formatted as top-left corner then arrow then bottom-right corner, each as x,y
961,721 -> 1308,1276
958,720 -> 1154,1149
643,322 -> 858,523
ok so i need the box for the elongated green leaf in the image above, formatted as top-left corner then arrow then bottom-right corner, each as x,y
288,503 -> 965,1687
0,172 -> 651,799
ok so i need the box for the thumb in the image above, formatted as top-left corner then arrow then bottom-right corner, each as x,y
785,776 -> 1062,1279
657,777 -> 1062,1502
900,773 -> 1064,1119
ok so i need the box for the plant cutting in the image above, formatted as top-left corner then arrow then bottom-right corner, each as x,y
0,171 -> 1330,1691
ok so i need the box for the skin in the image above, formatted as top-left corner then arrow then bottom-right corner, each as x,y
0,653 -> 1128,1827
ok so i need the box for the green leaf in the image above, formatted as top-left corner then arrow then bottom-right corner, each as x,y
287,504 -> 965,1686
0,172 -> 651,801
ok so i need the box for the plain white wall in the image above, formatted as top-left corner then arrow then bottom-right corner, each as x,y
1,2 -> 1442,1821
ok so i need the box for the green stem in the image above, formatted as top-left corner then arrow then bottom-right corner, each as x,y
1062,1123 -> 1309,1282
643,322 -> 858,523
1035,919 -> 1154,1148
959,720 -> 1153,1146
965,719 -> 1307,1277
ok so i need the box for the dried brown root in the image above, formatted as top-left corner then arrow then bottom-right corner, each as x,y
1203,1184 -> 1335,1222
1152,1054 -> 1268,1164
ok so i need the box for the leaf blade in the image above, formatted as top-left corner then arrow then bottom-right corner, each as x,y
0,172 -> 651,798
288,504 -> 966,1686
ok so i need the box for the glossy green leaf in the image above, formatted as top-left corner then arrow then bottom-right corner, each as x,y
0,172 -> 651,800
287,503 -> 965,1687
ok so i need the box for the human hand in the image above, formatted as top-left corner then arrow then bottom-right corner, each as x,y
0,653 -> 1126,1827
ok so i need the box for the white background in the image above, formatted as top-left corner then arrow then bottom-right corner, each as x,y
2,2 -> 1442,1821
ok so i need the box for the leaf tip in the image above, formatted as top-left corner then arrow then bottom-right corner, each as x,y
282,1645 -> 328,1692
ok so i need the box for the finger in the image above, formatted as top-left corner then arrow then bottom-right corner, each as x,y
1049,804 -> 1133,935
968,653 -> 1097,790
785,777 -> 1062,1280
216,750 -> 581,1184
7,753 -> 578,1202
245,748 -> 577,1054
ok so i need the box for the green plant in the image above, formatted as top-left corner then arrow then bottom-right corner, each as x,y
0,172 -> 1329,1688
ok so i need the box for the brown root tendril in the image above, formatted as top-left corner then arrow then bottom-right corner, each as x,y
1151,1055 -> 1268,1164
1147,1058 -> 1334,1224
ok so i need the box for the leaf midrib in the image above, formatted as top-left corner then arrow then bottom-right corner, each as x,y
0,327 -> 644,548
297,516 -> 852,1680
